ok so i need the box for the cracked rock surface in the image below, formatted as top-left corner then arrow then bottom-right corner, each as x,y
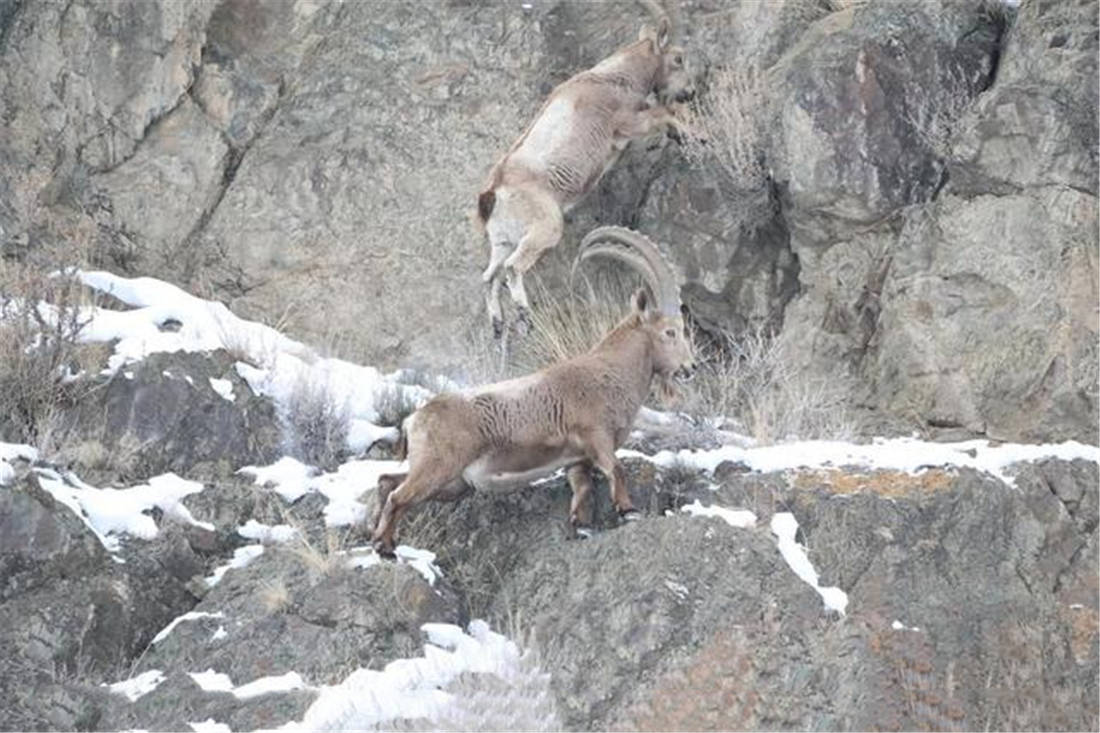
2,0 -> 1096,442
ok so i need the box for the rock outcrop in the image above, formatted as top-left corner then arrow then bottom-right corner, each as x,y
1,2 -> 1097,728
1,430 -> 1094,731
2,0 -> 1096,441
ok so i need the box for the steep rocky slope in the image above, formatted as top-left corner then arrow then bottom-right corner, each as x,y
2,386 -> 1096,730
1,0 -> 1097,731
2,0 -> 1096,442
0,274 -> 1096,730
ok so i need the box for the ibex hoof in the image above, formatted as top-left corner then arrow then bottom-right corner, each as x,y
573,526 -> 595,540
372,540 -> 397,560
491,317 -> 505,340
619,508 -> 642,523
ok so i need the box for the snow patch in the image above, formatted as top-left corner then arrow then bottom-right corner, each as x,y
189,720 -> 232,733
36,471 -> 210,554
56,270 -> 432,455
241,456 -> 405,527
681,499 -> 757,528
152,612 -> 226,645
208,377 -> 236,402
205,545 -> 264,587
625,436 -> 1100,488
237,456 -> 318,502
344,544 -> 442,586
211,626 -> 228,641
0,442 -> 36,486
237,519 -> 298,544
189,670 -> 235,693
771,513 -> 848,616
284,620 -> 541,731
892,620 -> 921,632
189,670 -> 307,700
234,672 -> 308,700
105,670 -> 166,702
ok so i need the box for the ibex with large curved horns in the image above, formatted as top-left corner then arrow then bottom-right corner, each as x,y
476,1 -> 694,338
371,227 -> 695,556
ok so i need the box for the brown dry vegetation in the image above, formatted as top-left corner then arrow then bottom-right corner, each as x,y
0,253 -> 105,451
793,467 -> 956,498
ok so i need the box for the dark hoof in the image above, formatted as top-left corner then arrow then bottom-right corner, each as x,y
491,317 -> 505,341
619,508 -> 642,523
373,540 -> 397,560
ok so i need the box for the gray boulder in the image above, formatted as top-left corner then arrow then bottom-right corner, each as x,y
870,188 -> 1098,441
768,0 -> 1002,244
950,0 -> 1099,195
0,472 -> 202,731
57,350 -> 283,483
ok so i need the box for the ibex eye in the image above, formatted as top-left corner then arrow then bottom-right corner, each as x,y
674,55 -> 683,65
665,329 -> 676,338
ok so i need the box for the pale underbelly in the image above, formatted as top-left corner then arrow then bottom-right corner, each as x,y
462,447 -> 585,493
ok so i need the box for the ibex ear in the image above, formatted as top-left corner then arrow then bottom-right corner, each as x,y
655,17 -> 670,51
632,288 -> 660,322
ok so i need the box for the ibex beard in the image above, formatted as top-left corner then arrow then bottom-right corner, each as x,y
371,227 -> 695,557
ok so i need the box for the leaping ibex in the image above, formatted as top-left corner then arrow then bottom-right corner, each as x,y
371,227 -> 695,556
477,4 -> 694,338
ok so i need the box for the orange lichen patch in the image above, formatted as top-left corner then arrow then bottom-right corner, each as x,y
1061,604 -> 1099,665
792,468 -> 956,498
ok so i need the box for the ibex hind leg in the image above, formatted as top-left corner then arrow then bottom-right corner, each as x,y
503,193 -> 563,335
371,466 -> 469,558
371,472 -> 407,532
486,272 -> 507,340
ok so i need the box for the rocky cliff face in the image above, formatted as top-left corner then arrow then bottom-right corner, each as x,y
1,1 -> 1098,730
2,0 -> 1096,442
1,393 -> 1097,730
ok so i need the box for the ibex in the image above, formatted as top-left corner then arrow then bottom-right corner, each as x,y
477,5 -> 694,338
371,227 -> 695,556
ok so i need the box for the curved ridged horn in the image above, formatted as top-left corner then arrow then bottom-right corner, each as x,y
574,226 -> 681,316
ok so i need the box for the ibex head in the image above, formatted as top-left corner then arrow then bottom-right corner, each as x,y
576,226 -> 696,386
630,287 -> 696,383
638,14 -> 694,103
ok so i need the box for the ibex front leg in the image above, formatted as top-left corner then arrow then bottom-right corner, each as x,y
582,430 -> 639,522
614,105 -> 689,142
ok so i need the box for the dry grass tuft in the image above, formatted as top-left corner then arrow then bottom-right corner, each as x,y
284,524 -> 353,580
793,468 -> 956,498
257,578 -> 290,614
512,273 -> 637,373
683,326 -> 859,444
372,383 -> 422,428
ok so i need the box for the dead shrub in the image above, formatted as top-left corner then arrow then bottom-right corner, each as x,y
0,264 -> 101,450
282,376 -> 349,470
372,383 -> 421,428
681,63 -> 767,194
